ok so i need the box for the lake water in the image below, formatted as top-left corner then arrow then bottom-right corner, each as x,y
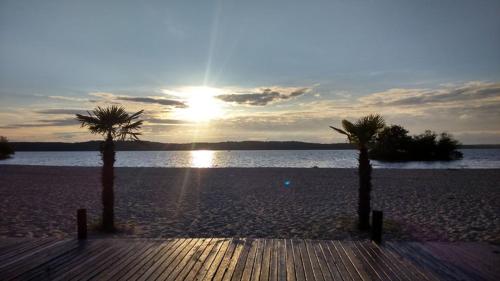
1,149 -> 499,169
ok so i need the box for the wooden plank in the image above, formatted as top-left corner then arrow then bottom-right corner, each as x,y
389,242 -> 458,281
176,238 -> 214,281
192,238 -> 227,281
213,238 -> 240,280
360,241 -> 413,281
0,238 -> 51,262
202,238 -> 232,281
329,241 -> 364,281
0,239 -> 79,280
339,240 -> 382,281
222,238 -> 246,281
230,239 -> 253,281
111,239 -> 176,280
291,239 -> 306,281
284,239 -> 297,281
382,242 -> 439,281
51,242 -> 119,281
76,240 -> 144,280
240,239 -> 259,281
316,241 -> 345,281
135,238 -> 192,280
309,241 -> 334,281
250,239 -> 265,281
161,238 -> 206,280
259,239 -> 272,281
276,240 -> 287,281
91,240 -> 156,280
73,240 -> 139,281
295,240 -> 314,281
0,238 -> 58,266
270,239 -> 279,281
304,240 -> 326,281
2,238 -> 498,281
349,241 -> 392,281
29,239 -> 113,280
184,239 -> 220,281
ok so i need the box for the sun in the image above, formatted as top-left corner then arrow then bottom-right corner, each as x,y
179,86 -> 224,122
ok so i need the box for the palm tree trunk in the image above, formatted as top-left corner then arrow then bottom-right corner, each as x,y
101,133 -> 115,231
358,146 -> 372,230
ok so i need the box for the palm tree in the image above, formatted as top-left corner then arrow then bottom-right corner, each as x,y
76,105 -> 144,231
330,114 -> 385,230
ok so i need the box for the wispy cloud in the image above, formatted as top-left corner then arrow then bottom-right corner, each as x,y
0,118 -> 78,129
36,109 -> 89,115
145,118 -> 192,125
216,87 -> 310,106
48,95 -> 89,102
359,81 -> 500,107
116,96 -> 187,108
88,92 -> 187,108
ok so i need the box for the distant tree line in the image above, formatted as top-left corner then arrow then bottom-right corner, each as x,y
10,141 -> 356,151
0,136 -> 15,159
369,125 -> 463,161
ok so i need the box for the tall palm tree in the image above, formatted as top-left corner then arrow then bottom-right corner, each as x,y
330,114 -> 385,230
76,105 -> 144,231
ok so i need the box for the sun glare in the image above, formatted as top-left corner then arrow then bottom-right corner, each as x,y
191,150 -> 215,167
180,86 -> 224,122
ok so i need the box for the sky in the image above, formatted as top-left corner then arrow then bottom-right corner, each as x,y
1,0 -> 499,144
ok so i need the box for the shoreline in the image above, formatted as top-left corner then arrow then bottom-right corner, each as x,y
1,165 -> 499,242
2,164 -> 500,171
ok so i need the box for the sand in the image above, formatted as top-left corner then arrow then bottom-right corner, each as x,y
0,165 -> 498,242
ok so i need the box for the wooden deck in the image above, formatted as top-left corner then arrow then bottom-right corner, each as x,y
0,238 -> 498,280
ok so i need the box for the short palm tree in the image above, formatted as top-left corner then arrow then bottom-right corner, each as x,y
76,105 -> 144,231
330,114 -> 385,230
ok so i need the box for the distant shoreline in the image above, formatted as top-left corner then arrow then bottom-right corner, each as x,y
9,141 -> 500,151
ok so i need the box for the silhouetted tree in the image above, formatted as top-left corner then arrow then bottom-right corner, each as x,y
409,130 -> 437,160
330,114 -> 385,230
370,126 -> 463,161
436,132 -> 463,160
0,136 -> 15,159
76,106 -> 144,231
370,125 -> 412,161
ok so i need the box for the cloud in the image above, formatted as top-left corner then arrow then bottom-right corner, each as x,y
48,96 -> 89,102
116,96 -> 187,108
36,109 -> 89,115
0,118 -> 78,129
216,87 -> 309,106
145,118 -> 192,125
359,81 -> 500,107
87,92 -> 187,108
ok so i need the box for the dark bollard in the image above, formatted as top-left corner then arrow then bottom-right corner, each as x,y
371,210 -> 383,244
77,209 -> 87,240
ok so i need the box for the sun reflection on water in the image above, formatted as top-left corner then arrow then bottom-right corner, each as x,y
190,150 -> 215,168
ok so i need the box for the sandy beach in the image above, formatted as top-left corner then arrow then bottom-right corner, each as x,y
0,165 -> 498,242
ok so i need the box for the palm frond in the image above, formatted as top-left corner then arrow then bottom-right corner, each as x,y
76,105 -> 144,140
341,120 -> 357,135
330,115 -> 386,147
329,126 -> 348,136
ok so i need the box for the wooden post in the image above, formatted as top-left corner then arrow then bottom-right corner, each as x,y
371,210 -> 383,243
77,209 -> 87,240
